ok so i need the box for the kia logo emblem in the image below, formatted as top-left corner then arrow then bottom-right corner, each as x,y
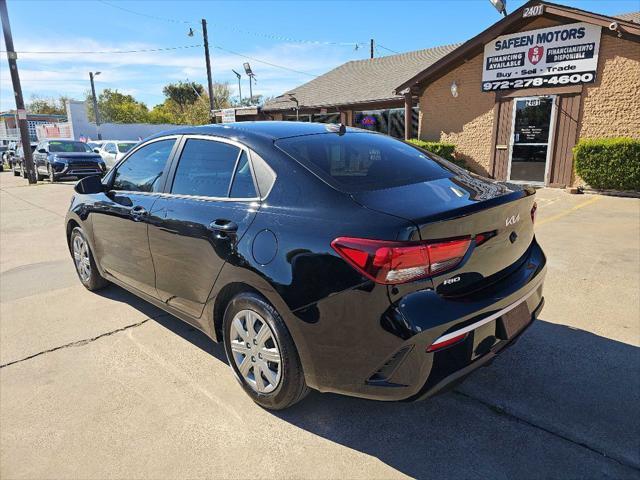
506,214 -> 520,227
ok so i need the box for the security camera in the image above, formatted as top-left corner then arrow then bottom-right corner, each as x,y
609,21 -> 619,31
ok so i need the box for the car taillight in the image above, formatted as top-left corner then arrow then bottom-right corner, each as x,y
531,202 -> 537,223
331,236 -> 471,285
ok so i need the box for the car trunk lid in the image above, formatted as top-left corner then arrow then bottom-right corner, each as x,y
350,173 -> 537,295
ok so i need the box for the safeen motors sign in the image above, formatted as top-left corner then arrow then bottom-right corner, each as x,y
482,22 -> 601,92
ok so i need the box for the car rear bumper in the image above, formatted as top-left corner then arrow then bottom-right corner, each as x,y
292,238 -> 546,401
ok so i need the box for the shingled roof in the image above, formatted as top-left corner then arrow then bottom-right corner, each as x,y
263,44 -> 459,112
615,11 -> 640,23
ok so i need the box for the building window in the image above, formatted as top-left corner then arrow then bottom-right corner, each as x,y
312,113 -> 340,124
284,114 -> 313,122
354,107 -> 419,139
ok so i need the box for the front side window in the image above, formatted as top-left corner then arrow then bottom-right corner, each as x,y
112,138 -> 175,192
171,139 -> 241,198
104,143 -> 117,154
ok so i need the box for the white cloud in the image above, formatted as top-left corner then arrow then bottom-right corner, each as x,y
1,35 -> 353,110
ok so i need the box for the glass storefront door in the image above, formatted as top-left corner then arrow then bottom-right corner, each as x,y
509,96 -> 555,184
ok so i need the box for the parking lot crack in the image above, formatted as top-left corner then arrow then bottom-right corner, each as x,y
453,390 -> 640,472
0,316 -> 162,369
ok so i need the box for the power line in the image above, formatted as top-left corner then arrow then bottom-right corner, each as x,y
213,45 -> 319,77
377,44 -> 401,55
0,44 -> 203,54
98,0 -> 364,48
97,0 -> 194,24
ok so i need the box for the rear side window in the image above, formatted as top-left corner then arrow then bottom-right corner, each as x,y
112,139 -> 175,192
171,139 -> 240,198
275,133 -> 450,192
229,151 -> 257,198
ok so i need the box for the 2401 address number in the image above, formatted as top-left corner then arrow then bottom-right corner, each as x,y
482,72 -> 595,92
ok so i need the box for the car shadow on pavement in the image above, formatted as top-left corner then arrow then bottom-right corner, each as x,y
92,286 -> 640,478
95,285 -> 228,365
270,320 -> 640,478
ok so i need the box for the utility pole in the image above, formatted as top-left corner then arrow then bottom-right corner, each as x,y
201,18 -> 215,121
370,39 -> 374,59
89,71 -> 102,140
0,0 -> 36,183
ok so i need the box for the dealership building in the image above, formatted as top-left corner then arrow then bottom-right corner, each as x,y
266,1 -> 639,187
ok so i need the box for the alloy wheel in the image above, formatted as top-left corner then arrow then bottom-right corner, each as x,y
72,235 -> 91,282
229,309 -> 282,394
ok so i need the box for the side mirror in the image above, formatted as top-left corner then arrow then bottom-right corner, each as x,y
38,148 -> 47,154
74,175 -> 105,194
93,148 -> 100,153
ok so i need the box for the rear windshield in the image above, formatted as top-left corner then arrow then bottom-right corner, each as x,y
117,142 -> 136,153
275,132 -> 451,192
49,141 -> 92,153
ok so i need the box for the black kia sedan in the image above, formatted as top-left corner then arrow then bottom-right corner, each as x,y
65,122 -> 546,410
34,139 -> 106,182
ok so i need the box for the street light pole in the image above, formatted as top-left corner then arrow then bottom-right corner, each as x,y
201,18 -> 215,120
243,63 -> 256,105
89,71 -> 101,140
0,0 -> 36,184
232,69 -> 242,104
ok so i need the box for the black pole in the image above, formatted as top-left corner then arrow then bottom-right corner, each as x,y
237,77 -> 242,103
89,72 -> 102,140
0,0 -> 36,183
370,39 -> 374,59
248,76 -> 253,105
201,18 -> 215,121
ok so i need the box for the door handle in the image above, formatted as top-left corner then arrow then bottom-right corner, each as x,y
207,219 -> 238,237
130,205 -> 148,221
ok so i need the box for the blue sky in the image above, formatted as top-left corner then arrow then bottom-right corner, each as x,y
1,0 -> 637,111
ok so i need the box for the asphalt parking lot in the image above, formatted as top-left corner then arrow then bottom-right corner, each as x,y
1,172 -> 639,479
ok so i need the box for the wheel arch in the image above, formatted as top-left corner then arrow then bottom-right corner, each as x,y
66,219 -> 80,252
205,262 -> 318,388
211,282 -> 263,342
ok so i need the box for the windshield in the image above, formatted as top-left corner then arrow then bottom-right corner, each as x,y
49,141 -> 93,153
275,132 -> 451,192
117,142 -> 136,153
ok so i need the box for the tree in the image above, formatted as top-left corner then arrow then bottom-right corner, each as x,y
149,81 -> 233,125
232,94 -> 274,107
27,95 -> 70,115
211,82 -> 232,110
85,89 -> 150,124
162,81 -> 204,113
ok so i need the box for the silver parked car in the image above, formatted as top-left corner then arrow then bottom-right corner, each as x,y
95,141 -> 138,169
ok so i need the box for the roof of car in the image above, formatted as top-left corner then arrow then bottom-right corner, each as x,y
146,121 -> 364,143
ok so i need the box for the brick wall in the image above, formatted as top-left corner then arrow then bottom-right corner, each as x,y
579,33 -> 640,139
418,17 -> 639,185
418,53 -> 495,176
418,17 -> 565,176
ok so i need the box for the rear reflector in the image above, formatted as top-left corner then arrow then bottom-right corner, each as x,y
426,332 -> 468,352
331,236 -> 471,285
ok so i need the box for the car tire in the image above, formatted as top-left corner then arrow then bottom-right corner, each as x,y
35,166 -> 43,181
70,227 -> 109,291
48,164 -> 56,183
13,166 -> 19,176
223,292 -> 309,410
